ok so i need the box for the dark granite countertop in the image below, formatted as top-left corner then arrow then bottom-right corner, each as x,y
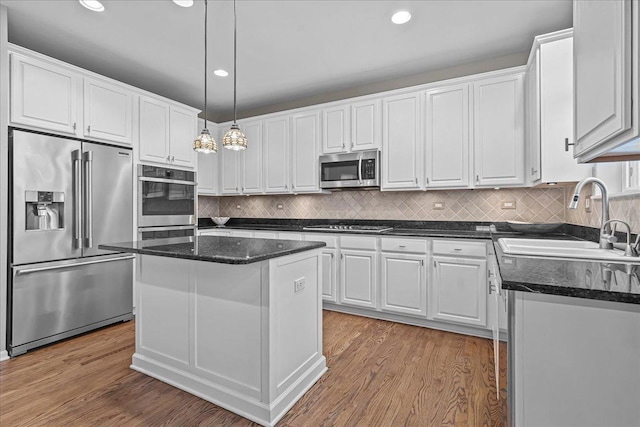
99,236 -> 326,265
198,217 -> 640,303
494,240 -> 640,304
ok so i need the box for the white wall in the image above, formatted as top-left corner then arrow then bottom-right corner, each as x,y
1,4 -> 10,361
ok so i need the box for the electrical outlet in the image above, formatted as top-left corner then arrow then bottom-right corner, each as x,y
501,200 -> 516,210
236,204 -> 241,209
294,278 -> 305,293
433,202 -> 445,210
277,204 -> 284,210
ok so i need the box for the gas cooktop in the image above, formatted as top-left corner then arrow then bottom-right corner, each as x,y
302,225 -> 393,233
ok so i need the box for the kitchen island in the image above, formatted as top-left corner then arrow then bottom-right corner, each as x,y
100,236 -> 327,427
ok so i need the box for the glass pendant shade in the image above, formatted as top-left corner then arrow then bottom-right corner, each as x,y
223,123 -> 247,151
193,128 -> 217,153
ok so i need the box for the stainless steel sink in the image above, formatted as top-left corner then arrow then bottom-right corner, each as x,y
498,238 -> 640,264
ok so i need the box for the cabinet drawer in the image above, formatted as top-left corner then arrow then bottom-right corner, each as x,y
340,235 -> 377,251
381,237 -> 427,254
305,234 -> 337,248
432,239 -> 486,257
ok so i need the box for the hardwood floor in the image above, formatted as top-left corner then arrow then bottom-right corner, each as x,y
0,311 -> 507,426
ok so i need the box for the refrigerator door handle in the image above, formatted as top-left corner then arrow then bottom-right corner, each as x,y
72,149 -> 82,249
83,151 -> 94,248
15,255 -> 136,275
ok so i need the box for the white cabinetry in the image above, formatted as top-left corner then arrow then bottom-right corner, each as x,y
512,292 -> 640,426
291,111 -> 320,192
197,120 -> 219,195
240,120 -> 263,194
526,30 -> 589,185
430,240 -> 487,328
322,99 -> 380,154
382,92 -> 422,190
573,0 -> 640,161
424,83 -> 470,188
623,161 -> 640,192
139,96 -> 198,169
339,236 -> 378,309
83,77 -> 133,145
220,145 -> 241,194
308,234 -> 339,303
380,238 -> 427,317
10,52 -> 80,136
263,115 -> 290,193
473,73 -> 525,187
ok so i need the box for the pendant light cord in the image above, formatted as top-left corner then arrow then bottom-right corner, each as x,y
204,0 -> 208,130
233,0 -> 237,125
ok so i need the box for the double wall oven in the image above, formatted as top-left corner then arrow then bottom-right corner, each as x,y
138,165 -> 197,240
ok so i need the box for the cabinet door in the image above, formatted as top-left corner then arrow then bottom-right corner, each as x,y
10,53 -> 80,136
322,105 -> 349,154
240,120 -> 263,194
424,84 -> 470,188
169,106 -> 197,169
430,256 -> 487,328
220,146 -> 241,194
291,111 -> 320,192
574,0 -> 632,156
321,249 -> 338,303
526,51 -> 542,182
139,96 -> 170,164
351,99 -> 380,151
473,73 -> 525,186
382,93 -> 422,190
340,249 -> 377,309
623,160 -> 640,191
263,116 -> 290,193
83,77 -> 133,144
380,253 -> 427,316
197,151 -> 218,195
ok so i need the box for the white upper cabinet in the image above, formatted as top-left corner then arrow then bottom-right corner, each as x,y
322,99 -> 381,154
83,77 -> 133,145
263,115 -> 290,193
322,105 -> 349,154
139,95 -> 170,164
291,111 -> 321,192
10,52 -> 80,136
139,96 -> 198,169
351,99 -> 381,151
573,0 -> 639,161
240,120 -> 264,194
526,30 -> 589,185
382,92 -> 422,190
424,83 -> 470,188
220,142 -> 242,194
473,73 -> 525,187
196,120 -> 219,195
168,105 -> 196,168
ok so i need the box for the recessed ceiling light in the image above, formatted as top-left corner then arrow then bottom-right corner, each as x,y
213,69 -> 229,77
391,10 -> 411,25
79,0 -> 104,12
173,0 -> 194,7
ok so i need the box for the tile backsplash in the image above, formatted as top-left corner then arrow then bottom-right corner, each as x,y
199,187 -> 639,232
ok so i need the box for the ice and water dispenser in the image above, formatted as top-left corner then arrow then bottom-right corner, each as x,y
24,191 -> 64,231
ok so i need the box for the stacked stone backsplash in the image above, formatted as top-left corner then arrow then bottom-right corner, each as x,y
199,186 -> 639,232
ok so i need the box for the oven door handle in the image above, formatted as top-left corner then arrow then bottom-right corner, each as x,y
138,225 -> 196,232
139,177 -> 197,185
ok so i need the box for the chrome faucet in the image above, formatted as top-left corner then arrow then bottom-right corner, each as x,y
568,177 -> 611,249
600,219 -> 638,257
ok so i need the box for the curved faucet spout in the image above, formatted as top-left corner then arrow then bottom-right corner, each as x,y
568,177 -> 611,249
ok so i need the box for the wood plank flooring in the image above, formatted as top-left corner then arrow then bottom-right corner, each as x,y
0,311 -> 507,426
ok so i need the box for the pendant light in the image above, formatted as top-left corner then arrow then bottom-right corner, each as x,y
193,0 -> 217,153
222,0 -> 247,151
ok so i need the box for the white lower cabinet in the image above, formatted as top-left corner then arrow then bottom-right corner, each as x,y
380,252 -> 427,316
340,249 -> 377,309
430,255 -> 487,328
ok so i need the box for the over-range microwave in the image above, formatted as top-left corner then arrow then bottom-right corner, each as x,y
319,150 -> 380,189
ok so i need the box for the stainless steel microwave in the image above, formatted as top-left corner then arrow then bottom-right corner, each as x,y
319,150 -> 380,189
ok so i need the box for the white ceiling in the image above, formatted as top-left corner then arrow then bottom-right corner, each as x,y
1,0 -> 572,122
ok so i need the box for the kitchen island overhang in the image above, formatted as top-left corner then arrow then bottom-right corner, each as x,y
100,236 -> 327,427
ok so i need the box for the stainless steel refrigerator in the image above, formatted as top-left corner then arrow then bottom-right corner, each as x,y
9,129 -> 134,356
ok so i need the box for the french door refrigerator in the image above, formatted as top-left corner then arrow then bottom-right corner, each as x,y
9,129 -> 134,356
